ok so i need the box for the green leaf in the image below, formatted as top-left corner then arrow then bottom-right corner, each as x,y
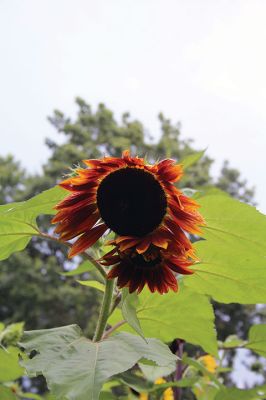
109,286 -> 217,355
21,325 -> 177,400
0,386 -> 17,400
139,362 -> 176,381
121,289 -> 145,340
77,280 -> 105,292
219,335 -> 246,349
185,195 -> 266,303
246,324 -> 266,357
180,150 -> 206,169
214,385 -> 266,400
117,371 -> 153,392
0,186 -> 65,261
60,261 -> 95,276
0,346 -> 25,382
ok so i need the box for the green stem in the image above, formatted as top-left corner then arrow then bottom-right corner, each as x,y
109,292 -> 122,316
93,278 -> 115,342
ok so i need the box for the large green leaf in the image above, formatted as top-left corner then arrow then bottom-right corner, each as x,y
185,195 -> 266,303
109,286 -> 217,355
214,385 -> 266,400
0,186 -> 65,260
0,346 -> 25,382
246,324 -> 266,357
21,325 -> 177,400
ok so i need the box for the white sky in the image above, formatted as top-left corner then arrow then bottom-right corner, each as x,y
0,0 -> 266,213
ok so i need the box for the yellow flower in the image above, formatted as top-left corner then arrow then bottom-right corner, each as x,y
154,378 -> 166,385
155,378 -> 174,400
199,355 -> 218,373
139,393 -> 148,400
162,387 -> 174,400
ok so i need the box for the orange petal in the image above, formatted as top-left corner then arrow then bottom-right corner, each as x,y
136,238 -> 151,254
119,238 -> 141,252
151,235 -> 168,250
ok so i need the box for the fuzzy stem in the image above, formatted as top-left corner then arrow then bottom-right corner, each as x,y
93,278 -> 115,342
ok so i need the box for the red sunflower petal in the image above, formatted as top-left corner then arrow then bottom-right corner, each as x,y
68,224 -> 107,258
60,212 -> 100,241
165,259 -> 194,275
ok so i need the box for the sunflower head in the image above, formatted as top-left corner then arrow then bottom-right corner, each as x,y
52,150 -> 204,294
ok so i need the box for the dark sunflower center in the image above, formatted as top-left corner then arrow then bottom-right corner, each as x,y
97,167 -> 167,236
133,253 -> 161,269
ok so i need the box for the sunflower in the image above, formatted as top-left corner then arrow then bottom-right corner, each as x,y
101,242 -> 195,294
52,150 -> 204,293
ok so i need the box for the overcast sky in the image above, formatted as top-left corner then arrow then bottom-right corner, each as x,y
0,0 -> 266,215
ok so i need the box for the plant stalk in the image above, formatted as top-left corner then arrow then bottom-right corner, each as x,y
93,278 -> 115,342
174,339 -> 184,400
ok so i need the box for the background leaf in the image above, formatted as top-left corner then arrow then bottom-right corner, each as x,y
180,150 -> 206,170
60,261 -> 95,276
77,280 -> 105,292
246,324 -> 266,357
185,195 -> 266,303
219,335 -> 246,349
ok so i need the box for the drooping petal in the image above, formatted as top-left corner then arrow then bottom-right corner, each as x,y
136,237 -> 151,254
